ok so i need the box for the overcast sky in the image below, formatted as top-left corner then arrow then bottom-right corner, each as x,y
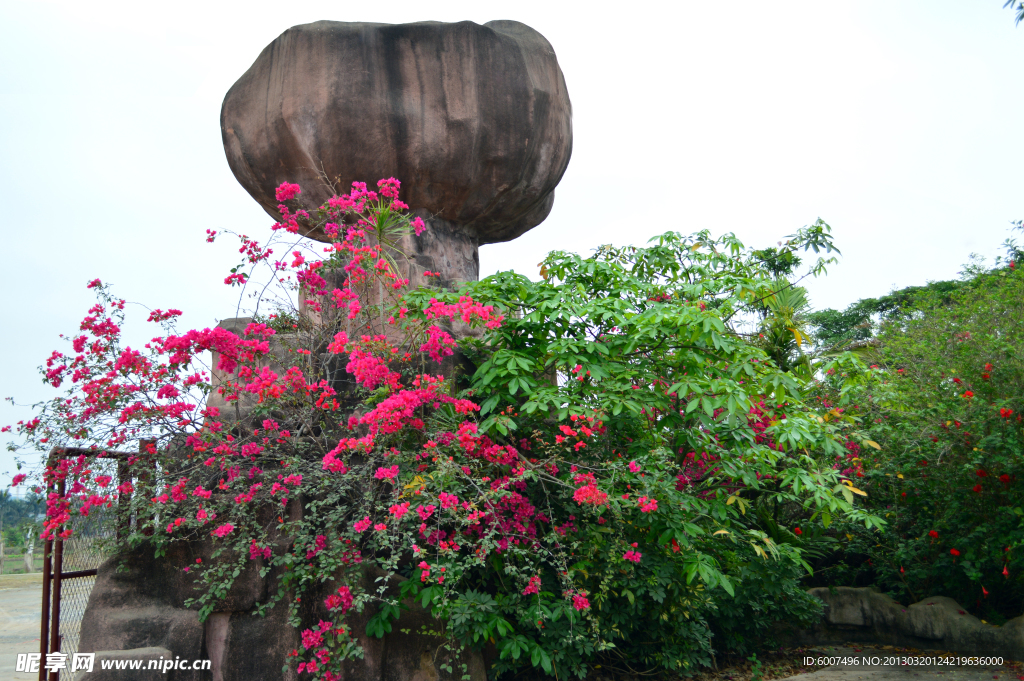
1,1 -> 1021,487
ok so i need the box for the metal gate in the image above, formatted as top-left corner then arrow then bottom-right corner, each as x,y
38,447 -> 126,681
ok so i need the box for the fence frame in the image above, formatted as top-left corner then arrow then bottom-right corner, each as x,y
38,444 -> 140,681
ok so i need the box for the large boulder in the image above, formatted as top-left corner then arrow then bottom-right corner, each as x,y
221,19 -> 573,284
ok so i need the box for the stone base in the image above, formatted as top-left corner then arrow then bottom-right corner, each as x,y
78,543 -> 486,681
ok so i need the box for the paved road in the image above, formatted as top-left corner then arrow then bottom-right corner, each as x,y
781,647 -> 1018,681
0,576 -> 42,680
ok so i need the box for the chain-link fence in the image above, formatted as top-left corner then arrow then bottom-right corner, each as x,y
54,511 -> 112,680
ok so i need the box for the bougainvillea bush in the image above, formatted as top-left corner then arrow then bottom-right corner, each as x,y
822,262 -> 1024,621
5,181 -> 882,679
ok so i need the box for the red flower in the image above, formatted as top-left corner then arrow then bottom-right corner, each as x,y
963,391 -> 974,399
972,484 -> 983,493
982,585 -> 989,597
1000,474 -> 1011,485
1004,564 -> 1010,577
950,549 -> 960,557
929,530 -> 939,539
985,363 -> 994,371
794,527 -> 802,535
976,469 -> 988,477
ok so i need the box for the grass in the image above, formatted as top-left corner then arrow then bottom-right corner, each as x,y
0,572 -> 42,590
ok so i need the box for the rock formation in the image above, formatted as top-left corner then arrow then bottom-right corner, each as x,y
221,19 -> 573,286
779,587 -> 1024,659
77,19 -> 572,681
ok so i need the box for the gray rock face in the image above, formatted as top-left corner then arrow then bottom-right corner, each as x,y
779,587 -> 1024,659
73,648 -> 175,681
221,19 -> 572,278
79,540 -> 485,681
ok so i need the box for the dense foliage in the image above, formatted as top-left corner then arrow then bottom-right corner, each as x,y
5,180 -> 884,679
810,258 -> 1024,621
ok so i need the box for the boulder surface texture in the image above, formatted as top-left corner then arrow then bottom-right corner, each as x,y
78,538 -> 485,681
221,19 -> 572,283
782,587 -> 1024,659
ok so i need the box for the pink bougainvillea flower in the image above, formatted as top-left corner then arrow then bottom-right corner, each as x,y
275,182 -> 301,202
211,523 -> 234,538
374,465 -> 399,481
573,484 -> 608,506
523,575 -> 541,595
637,496 -> 658,513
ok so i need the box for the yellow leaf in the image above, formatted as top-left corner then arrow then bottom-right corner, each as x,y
726,495 -> 736,505
790,328 -> 804,347
713,530 -> 729,536
846,534 -> 854,540
897,473 -> 904,479
404,475 -> 427,490
864,440 -> 881,450
847,485 -> 868,497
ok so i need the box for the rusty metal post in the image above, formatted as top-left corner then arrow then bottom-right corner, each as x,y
48,538 -> 63,681
39,536 -> 51,681
38,448 -> 60,681
48,477 -> 66,681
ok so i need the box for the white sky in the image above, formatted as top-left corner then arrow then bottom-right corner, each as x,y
1,1 -> 1021,486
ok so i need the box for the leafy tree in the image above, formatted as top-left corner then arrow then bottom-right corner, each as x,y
5,182 -> 878,679
819,259 -> 1024,619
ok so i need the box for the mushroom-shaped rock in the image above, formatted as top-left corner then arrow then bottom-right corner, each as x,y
222,19 -> 572,283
